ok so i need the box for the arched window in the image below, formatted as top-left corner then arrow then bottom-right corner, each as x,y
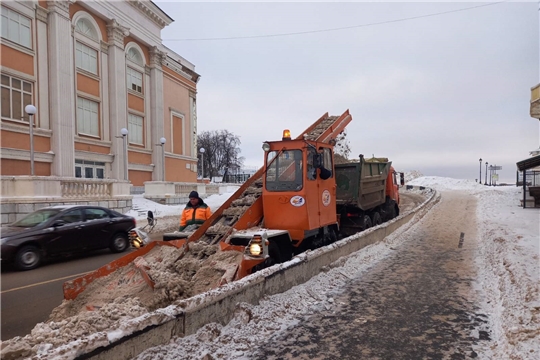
127,47 -> 144,66
72,12 -> 102,139
125,43 -> 146,146
75,18 -> 98,41
73,15 -> 100,75
125,43 -> 145,95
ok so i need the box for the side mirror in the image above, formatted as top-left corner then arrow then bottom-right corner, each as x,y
400,173 -> 405,186
147,211 -> 155,226
52,220 -> 65,227
319,167 -> 332,180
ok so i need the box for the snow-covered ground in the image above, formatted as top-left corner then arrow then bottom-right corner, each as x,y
133,176 -> 539,359
2,176 -> 538,359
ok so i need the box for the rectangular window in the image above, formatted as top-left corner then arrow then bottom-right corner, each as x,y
75,160 -> 106,179
126,67 -> 142,93
75,41 -> 98,74
77,97 -> 99,137
1,6 -> 31,48
1,74 -> 33,122
128,113 -> 144,145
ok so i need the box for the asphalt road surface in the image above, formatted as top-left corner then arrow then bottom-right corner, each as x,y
0,191 -> 426,342
0,250 -> 128,340
254,190 -> 491,359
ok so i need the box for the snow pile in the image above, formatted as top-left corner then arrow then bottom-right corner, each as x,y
0,242 -> 243,359
473,185 -> 540,358
403,170 -> 424,183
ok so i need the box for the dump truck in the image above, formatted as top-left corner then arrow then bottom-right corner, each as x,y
335,155 -> 404,237
63,110 -> 404,300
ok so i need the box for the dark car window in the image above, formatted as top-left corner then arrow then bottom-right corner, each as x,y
85,208 -> 110,221
60,209 -> 83,224
109,210 -> 124,218
11,209 -> 61,228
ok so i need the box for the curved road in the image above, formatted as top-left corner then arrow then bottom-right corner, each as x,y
253,190 -> 491,359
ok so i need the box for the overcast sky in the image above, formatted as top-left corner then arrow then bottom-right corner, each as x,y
156,0 -> 539,183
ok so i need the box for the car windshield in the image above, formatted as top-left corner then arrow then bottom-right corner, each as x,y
11,209 -> 61,228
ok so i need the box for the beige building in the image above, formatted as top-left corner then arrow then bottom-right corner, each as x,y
1,0 -> 200,186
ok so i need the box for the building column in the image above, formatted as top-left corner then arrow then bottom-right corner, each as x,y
35,6 -> 50,130
149,46 -> 166,181
189,92 -> 197,159
47,0 -> 75,177
106,19 -> 129,181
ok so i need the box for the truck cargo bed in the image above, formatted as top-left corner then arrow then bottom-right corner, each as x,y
335,157 -> 391,211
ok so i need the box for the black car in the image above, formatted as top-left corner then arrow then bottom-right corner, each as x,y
1,205 -> 136,270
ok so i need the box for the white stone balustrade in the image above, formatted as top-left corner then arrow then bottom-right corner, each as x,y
1,176 -> 131,200
0,176 -> 133,225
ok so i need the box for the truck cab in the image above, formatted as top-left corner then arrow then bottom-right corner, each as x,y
261,130 -> 339,251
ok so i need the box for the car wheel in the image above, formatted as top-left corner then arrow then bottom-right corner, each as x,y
15,245 -> 42,271
110,233 -> 129,253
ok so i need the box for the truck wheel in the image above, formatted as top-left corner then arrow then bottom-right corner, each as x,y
15,245 -> 42,271
372,212 -> 382,226
363,215 -> 372,230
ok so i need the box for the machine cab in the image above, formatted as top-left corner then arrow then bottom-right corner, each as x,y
261,130 -> 337,246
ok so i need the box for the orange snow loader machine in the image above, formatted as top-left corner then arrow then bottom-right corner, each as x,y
63,110 -> 404,300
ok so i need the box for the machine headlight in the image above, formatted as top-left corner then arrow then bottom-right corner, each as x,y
249,243 -> 262,256
262,142 -> 271,152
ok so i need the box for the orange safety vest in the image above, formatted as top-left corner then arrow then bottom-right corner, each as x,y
179,202 -> 211,230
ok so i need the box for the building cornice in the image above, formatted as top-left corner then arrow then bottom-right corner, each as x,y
128,0 -> 173,29
1,148 -> 54,163
1,121 -> 52,137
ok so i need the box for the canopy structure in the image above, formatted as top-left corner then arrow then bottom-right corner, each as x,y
516,154 -> 540,172
516,154 -> 540,208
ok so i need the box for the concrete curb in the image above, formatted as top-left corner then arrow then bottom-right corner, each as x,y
56,186 -> 438,360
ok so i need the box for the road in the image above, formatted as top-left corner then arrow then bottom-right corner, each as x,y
254,190 -> 491,359
0,250 -> 128,340
0,191 -> 425,342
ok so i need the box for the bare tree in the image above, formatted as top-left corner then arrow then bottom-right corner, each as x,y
197,130 -> 244,179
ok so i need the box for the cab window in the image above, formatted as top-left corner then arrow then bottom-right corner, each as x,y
265,150 -> 303,191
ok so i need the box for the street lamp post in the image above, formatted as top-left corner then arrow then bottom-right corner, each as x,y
24,104 -> 37,176
200,147 -> 205,179
485,162 -> 488,185
160,137 -> 166,181
120,128 -> 128,180
479,158 -> 482,184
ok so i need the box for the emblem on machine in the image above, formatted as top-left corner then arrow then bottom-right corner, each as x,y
290,196 -> 306,207
322,190 -> 331,206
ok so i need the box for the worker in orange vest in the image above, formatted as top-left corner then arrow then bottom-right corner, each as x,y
179,191 -> 212,231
